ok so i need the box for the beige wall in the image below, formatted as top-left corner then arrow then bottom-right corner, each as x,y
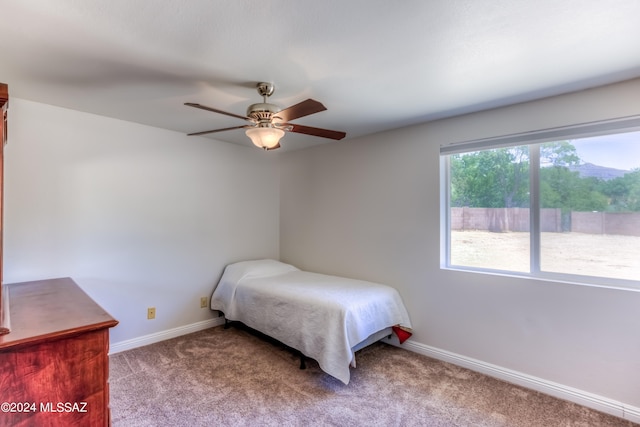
279,78 -> 640,412
4,99 -> 281,344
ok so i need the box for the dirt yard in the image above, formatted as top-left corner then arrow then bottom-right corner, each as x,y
451,230 -> 640,282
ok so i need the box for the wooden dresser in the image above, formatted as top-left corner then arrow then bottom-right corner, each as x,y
0,278 -> 118,426
0,83 -> 8,336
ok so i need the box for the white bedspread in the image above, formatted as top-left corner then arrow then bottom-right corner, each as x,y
211,259 -> 412,384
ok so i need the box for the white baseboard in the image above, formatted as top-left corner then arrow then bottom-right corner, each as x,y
625,406 -> 640,425
109,317 -> 225,354
391,339 -> 640,424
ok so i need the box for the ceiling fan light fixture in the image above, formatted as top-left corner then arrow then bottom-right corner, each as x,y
185,82 -> 345,148
245,126 -> 285,150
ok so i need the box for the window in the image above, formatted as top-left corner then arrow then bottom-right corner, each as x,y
441,117 -> 640,288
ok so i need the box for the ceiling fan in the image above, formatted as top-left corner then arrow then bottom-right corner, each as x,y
185,82 -> 346,150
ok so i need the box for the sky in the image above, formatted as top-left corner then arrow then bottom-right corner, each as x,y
571,130 -> 640,171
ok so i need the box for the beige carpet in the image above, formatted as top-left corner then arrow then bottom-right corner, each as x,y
109,325 -> 634,426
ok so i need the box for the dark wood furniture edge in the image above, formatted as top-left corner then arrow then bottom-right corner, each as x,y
0,83 -> 7,335
0,317 -> 118,351
0,278 -> 119,350
0,83 -> 7,102
0,284 -> 9,335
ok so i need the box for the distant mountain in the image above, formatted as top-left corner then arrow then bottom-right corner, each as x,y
569,163 -> 628,180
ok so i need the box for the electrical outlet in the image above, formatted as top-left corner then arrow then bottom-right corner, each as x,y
147,307 -> 156,319
200,297 -> 208,309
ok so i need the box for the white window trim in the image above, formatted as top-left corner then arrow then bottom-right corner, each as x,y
440,115 -> 640,155
440,115 -> 640,292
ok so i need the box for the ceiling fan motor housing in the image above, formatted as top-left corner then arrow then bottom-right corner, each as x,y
246,102 -> 281,123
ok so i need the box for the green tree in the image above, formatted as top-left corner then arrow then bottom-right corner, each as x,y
540,167 -> 607,211
451,141 -> 581,209
451,147 -> 530,208
449,140 -> 640,212
540,140 -> 580,167
599,169 -> 640,211
538,140 -> 595,213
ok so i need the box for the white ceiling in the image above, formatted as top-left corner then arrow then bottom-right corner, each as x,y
2,0 -> 640,151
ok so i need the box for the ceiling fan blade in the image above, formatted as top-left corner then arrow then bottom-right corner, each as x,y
184,102 -> 250,121
287,124 -> 346,140
276,99 -> 327,122
187,125 -> 251,136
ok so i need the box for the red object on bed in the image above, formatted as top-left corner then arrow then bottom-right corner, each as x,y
392,325 -> 412,344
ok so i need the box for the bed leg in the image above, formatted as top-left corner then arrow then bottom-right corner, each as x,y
224,319 -> 230,329
299,354 -> 307,370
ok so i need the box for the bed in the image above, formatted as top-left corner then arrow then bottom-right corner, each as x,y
210,259 -> 412,384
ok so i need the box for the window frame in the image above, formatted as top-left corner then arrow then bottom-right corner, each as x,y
440,115 -> 640,291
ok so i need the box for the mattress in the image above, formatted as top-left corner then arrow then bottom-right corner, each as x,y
211,259 -> 412,384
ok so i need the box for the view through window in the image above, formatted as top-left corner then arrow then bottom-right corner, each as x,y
445,130 -> 640,285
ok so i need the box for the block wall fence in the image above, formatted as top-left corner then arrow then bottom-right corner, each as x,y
451,208 -> 640,237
